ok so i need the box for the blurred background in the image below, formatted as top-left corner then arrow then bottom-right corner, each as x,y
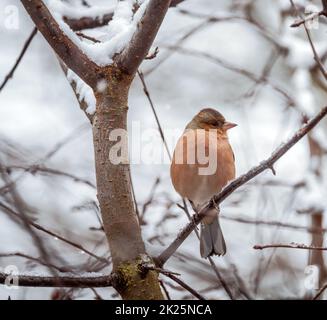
0,0 -> 326,299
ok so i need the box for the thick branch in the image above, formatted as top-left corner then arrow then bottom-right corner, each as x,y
0,272 -> 112,288
116,0 -> 172,75
21,0 -> 100,88
156,106 -> 327,266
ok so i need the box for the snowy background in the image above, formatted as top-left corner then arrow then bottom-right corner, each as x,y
0,0 -> 326,299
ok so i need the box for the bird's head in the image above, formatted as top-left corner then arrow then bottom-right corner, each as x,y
186,108 -> 237,133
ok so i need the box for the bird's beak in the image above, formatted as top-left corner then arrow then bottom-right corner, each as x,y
223,122 -> 237,130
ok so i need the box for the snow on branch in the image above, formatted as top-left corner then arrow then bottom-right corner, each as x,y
116,0 -> 173,75
156,106 -> 327,267
21,0 -> 100,88
64,0 -> 185,31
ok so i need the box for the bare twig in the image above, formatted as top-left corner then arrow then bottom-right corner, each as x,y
0,252 -> 70,273
290,11 -> 326,28
0,201 -> 109,264
76,32 -> 101,43
155,270 -> 206,300
163,45 -> 294,106
253,243 -> 327,251
0,160 -> 58,278
137,71 -> 171,159
0,28 -> 37,92
207,256 -> 234,300
290,0 -> 327,80
313,283 -> 327,300
160,280 -> 171,300
221,213 -> 327,234
156,106 -> 327,266
3,165 -> 95,189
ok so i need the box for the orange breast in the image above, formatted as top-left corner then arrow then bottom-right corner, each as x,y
170,129 -> 235,208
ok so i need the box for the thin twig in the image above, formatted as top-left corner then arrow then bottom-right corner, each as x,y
313,283 -> 327,300
0,28 -> 37,92
0,252 -> 70,273
163,45 -> 294,106
0,201 -> 109,264
221,213 -> 327,234
207,256 -> 234,300
290,0 -> 327,80
3,165 -> 95,189
290,11 -> 326,28
253,243 -> 327,251
158,272 -> 206,300
137,70 -> 172,159
159,280 -> 171,300
0,160 -> 58,278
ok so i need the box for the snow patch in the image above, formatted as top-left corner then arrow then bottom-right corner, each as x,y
47,0 -> 150,66
67,69 -> 96,115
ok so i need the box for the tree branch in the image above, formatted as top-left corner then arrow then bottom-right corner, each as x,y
0,272 -> 112,288
221,213 -> 327,234
160,272 -> 206,300
156,106 -> 327,266
0,252 -> 70,273
21,0 -> 100,88
116,0 -> 172,75
64,0 -> 185,31
253,243 -> 327,251
290,11 -> 326,28
289,0 -> 327,80
313,283 -> 327,300
0,27 -> 37,93
0,201 -> 109,264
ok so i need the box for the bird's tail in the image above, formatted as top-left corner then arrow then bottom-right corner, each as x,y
200,215 -> 226,258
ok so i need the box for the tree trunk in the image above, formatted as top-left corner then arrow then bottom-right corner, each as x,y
92,70 -> 163,299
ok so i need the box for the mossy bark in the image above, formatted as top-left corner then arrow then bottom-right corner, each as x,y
92,69 -> 163,299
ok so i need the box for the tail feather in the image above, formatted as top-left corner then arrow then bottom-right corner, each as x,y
200,216 -> 226,258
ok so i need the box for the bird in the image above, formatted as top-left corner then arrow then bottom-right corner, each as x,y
170,108 -> 237,258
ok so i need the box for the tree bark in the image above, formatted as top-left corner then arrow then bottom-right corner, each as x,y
92,69 -> 163,299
